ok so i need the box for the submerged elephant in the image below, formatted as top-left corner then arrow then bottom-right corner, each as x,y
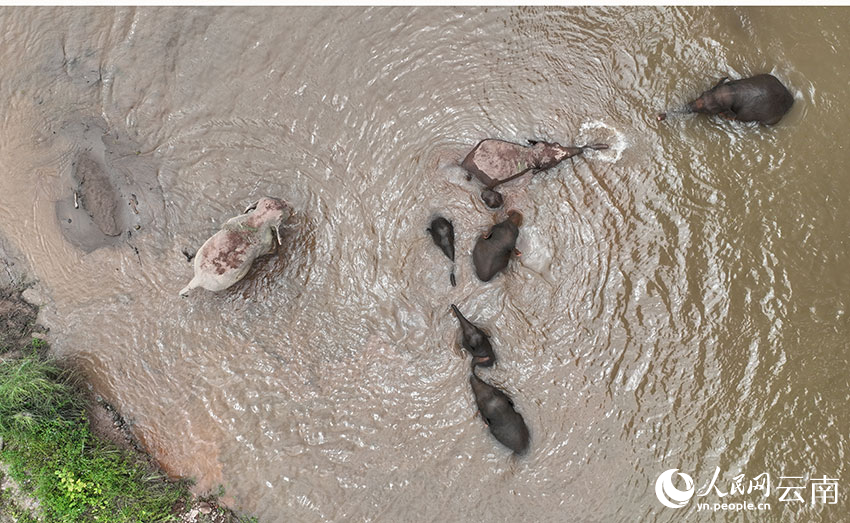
427,216 -> 456,287
451,304 -> 496,367
179,197 -> 292,296
469,369 -> 530,455
472,210 -> 523,282
658,74 -> 794,125
461,139 -> 608,208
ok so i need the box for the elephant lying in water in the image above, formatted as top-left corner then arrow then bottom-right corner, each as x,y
461,139 -> 608,208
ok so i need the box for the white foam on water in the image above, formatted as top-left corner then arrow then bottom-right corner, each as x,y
578,120 -> 627,164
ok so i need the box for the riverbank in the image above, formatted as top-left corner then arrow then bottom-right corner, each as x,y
0,286 -> 253,523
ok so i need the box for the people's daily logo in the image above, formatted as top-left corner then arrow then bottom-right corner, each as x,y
655,467 -> 838,512
655,469 -> 695,508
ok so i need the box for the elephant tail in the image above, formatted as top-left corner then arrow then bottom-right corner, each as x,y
179,279 -> 197,297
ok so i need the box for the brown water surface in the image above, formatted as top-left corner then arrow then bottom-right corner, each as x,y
0,6 -> 848,522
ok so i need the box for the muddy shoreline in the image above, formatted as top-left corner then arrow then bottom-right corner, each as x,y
0,269 -> 247,522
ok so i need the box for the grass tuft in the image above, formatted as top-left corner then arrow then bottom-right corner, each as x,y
0,341 -> 189,522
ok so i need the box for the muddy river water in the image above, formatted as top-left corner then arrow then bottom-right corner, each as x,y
1,6 -> 848,522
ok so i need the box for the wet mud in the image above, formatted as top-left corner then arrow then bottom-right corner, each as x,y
54,118 -> 164,253
0,288 -> 38,354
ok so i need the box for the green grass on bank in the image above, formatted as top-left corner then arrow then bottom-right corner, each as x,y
0,342 -> 189,522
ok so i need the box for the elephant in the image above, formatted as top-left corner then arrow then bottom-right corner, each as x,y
179,197 -> 291,296
461,139 -> 608,208
658,74 -> 794,125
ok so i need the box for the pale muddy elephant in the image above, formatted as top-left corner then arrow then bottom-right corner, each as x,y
461,139 -> 608,208
179,197 -> 291,296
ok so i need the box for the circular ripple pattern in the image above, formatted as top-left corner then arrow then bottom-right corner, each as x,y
0,6 -> 848,522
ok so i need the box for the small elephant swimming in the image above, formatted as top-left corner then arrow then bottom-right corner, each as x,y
472,210 -> 523,282
469,368 -> 530,455
179,197 -> 292,296
451,304 -> 496,367
658,74 -> 794,125
461,139 -> 609,208
427,216 -> 456,287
